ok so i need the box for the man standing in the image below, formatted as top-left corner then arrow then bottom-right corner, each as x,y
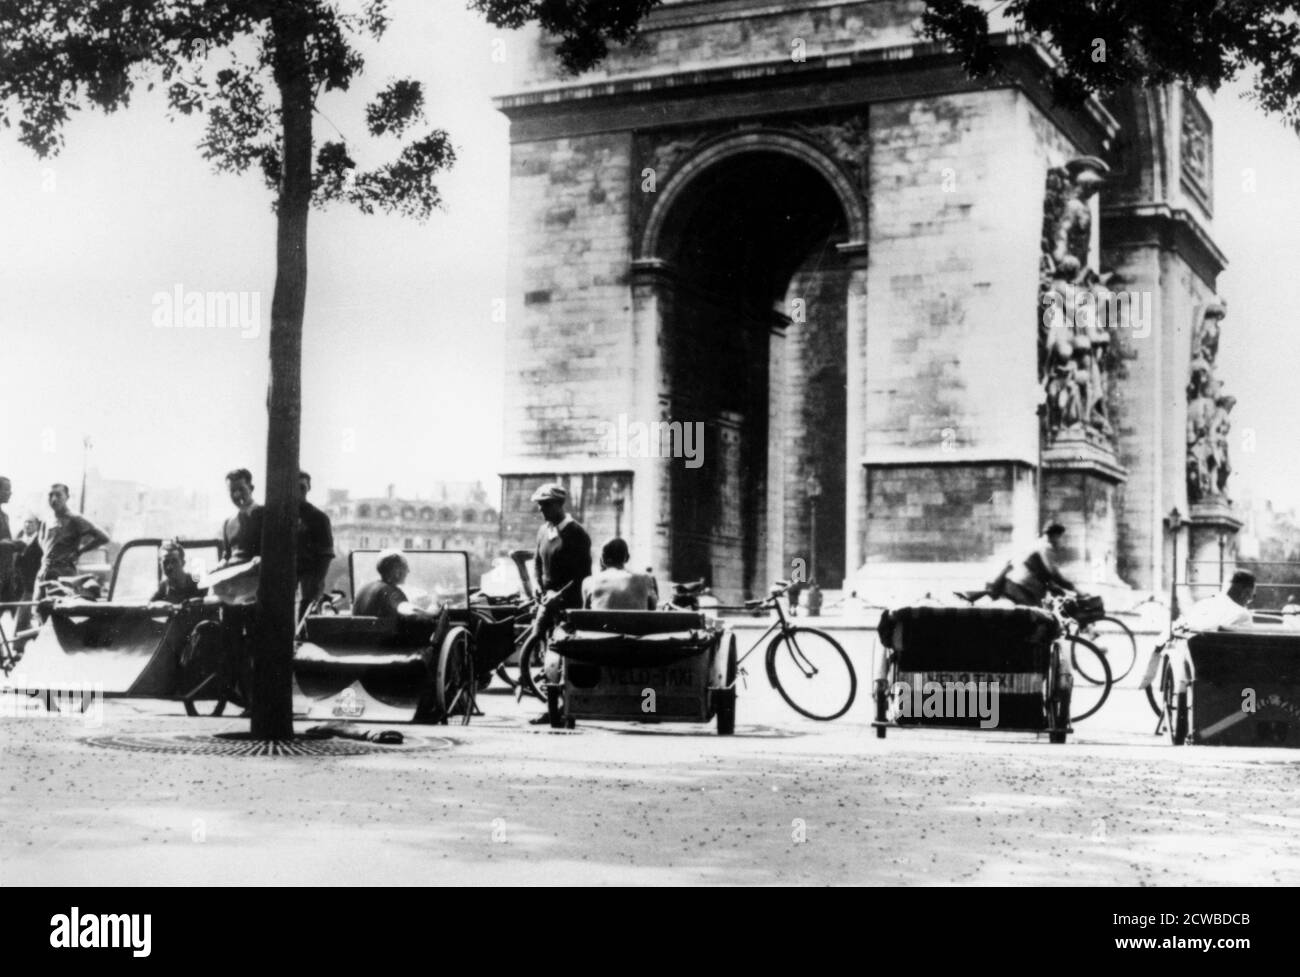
583,538 -> 658,610
219,468 -> 265,567
297,471 -> 335,607
531,482 -> 591,610
0,476 -> 18,607
36,483 -> 110,584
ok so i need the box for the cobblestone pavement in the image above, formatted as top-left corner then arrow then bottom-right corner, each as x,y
3,671 -> 1299,886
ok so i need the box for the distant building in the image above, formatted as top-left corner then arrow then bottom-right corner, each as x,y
81,469 -> 213,544
1237,493 -> 1300,563
324,482 -> 501,586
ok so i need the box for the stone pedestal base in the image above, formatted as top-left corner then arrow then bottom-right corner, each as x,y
1040,432 -> 1128,590
847,460 -> 1038,602
1184,500 -> 1242,604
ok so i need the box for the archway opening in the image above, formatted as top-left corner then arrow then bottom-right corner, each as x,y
654,149 -> 849,600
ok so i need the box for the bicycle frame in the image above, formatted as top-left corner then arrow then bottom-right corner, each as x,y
735,591 -> 793,670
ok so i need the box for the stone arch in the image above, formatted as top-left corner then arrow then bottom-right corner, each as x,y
631,129 -> 860,598
639,128 -> 868,262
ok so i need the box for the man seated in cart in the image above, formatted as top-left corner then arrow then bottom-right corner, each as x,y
582,538 -> 658,611
149,538 -> 207,606
1178,570 -> 1256,631
353,550 -> 439,621
1139,570 -> 1256,693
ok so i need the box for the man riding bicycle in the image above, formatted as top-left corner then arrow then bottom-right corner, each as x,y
989,522 -> 1077,607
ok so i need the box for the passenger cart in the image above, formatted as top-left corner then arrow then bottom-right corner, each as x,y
873,604 -> 1075,743
1,538 -> 231,715
544,610 -> 737,734
1152,627 -> 1300,746
296,549 -> 513,724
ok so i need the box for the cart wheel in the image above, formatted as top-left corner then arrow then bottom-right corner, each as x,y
715,688 -> 736,735
1162,661 -> 1189,745
435,627 -> 475,725
546,684 -> 564,728
873,678 -> 890,738
517,632 -> 548,702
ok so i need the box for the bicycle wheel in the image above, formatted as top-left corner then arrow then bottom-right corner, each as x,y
1070,634 -> 1106,685
1145,682 -> 1163,719
765,627 -> 856,721
517,631 -> 547,702
435,626 -> 475,725
1066,635 -> 1112,722
1079,615 -> 1138,683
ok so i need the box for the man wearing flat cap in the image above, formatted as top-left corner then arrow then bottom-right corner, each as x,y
531,482 -> 592,610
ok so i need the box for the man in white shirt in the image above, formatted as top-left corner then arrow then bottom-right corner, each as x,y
582,538 -> 658,610
1178,570 -> 1255,631
1140,570 -> 1256,694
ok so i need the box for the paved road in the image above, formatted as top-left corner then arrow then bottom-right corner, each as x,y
3,667 -> 1300,885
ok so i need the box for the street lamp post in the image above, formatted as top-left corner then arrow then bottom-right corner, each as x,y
1166,507 -> 1185,622
611,479 -> 625,539
79,436 -> 92,513
804,473 -> 823,617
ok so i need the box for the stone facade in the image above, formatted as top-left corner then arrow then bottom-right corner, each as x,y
497,0 -> 1232,603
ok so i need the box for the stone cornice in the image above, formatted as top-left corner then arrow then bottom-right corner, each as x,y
1101,202 -> 1227,285
860,453 -> 1039,469
497,33 -> 1117,156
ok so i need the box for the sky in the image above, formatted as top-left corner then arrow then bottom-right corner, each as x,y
0,1 -> 1297,526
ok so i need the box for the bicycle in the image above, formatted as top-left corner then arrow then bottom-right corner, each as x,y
1039,594 -> 1113,721
1055,593 -> 1139,685
514,582 -> 575,703
734,579 -> 857,721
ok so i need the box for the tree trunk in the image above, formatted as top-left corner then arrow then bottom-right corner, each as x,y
250,18 -> 312,740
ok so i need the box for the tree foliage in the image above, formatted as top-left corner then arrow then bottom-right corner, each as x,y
0,0 -> 457,217
921,0 -> 1300,128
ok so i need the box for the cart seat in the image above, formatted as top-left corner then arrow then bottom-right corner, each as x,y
880,605 -> 1058,672
563,610 -> 707,636
299,615 -> 437,650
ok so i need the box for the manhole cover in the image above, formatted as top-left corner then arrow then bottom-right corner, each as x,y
85,732 -> 456,758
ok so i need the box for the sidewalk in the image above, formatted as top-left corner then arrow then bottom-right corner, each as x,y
4,680 -> 1300,885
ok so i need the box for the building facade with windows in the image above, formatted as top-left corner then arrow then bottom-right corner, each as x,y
324,483 -> 501,585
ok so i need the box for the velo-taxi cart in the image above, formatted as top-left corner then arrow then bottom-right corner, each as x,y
1148,626 -> 1300,747
296,549 -> 517,724
543,609 -> 738,734
872,604 -> 1074,743
1,537 -> 232,715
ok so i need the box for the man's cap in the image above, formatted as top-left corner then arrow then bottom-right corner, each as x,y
1042,521 -> 1066,536
530,483 -> 567,503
